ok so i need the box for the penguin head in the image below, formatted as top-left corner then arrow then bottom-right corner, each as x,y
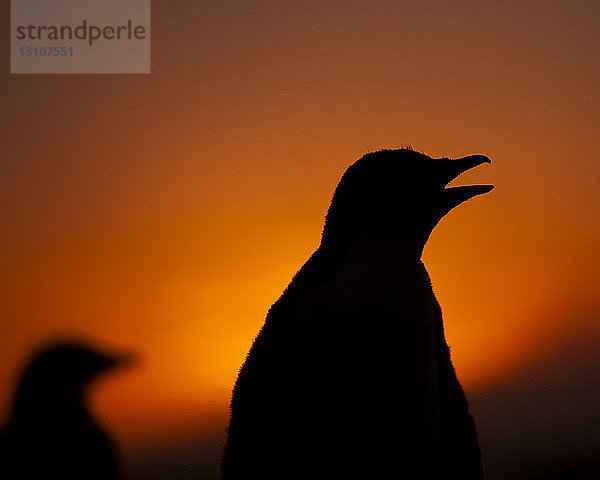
322,148 -> 493,254
13,342 -> 134,410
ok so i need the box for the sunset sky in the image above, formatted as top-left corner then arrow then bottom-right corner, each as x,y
1,1 -> 599,478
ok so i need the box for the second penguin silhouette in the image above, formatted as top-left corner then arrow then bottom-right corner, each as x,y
223,148 -> 493,479
0,342 -> 131,480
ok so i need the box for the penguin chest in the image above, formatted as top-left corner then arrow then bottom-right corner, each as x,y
297,259 -> 439,358
269,265 -> 443,475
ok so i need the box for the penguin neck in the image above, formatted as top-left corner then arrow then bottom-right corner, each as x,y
322,216 -> 432,261
12,383 -> 90,421
322,231 -> 424,270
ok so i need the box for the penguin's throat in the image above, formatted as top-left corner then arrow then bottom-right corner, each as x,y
343,235 -> 424,269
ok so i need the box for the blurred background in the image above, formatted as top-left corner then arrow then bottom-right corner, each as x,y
1,1 -> 598,478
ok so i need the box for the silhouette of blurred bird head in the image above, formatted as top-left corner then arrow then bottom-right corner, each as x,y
12,342 -> 133,411
322,148 -> 493,254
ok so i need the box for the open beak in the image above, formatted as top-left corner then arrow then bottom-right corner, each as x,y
439,154 -> 494,215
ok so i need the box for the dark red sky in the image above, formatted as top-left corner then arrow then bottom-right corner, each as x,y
1,1 -> 599,478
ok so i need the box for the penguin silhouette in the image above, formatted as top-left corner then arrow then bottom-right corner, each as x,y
222,148 -> 493,479
0,341 -> 131,480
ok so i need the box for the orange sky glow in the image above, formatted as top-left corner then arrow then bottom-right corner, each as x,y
1,0 -> 599,466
